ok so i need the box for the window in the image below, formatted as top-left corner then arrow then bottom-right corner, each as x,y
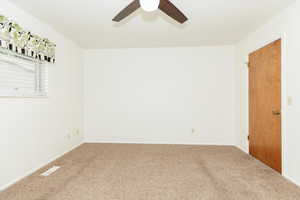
0,51 -> 48,97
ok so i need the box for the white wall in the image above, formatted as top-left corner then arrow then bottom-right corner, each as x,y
235,0 -> 300,186
84,47 -> 236,145
0,1 -> 84,190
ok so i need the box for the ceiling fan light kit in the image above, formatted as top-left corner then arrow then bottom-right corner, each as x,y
113,0 -> 188,24
140,0 -> 160,12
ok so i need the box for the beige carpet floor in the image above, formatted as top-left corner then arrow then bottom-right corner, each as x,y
1,143 -> 300,200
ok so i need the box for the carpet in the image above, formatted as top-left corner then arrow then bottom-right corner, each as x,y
1,143 -> 300,200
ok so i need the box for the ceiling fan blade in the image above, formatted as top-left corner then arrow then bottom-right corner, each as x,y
113,0 -> 140,22
159,0 -> 188,24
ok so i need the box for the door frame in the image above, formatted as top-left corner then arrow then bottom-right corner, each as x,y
247,34 -> 287,175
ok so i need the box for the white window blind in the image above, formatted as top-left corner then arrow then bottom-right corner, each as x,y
0,52 -> 48,97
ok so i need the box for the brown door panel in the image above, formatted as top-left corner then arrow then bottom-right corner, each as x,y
249,39 -> 282,173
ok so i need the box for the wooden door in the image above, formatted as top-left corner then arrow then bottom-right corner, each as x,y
249,39 -> 282,173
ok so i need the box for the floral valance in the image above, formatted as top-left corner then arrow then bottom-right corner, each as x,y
0,15 -> 56,63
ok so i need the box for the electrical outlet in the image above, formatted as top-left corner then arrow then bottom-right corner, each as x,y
191,128 -> 201,135
66,128 -> 73,140
191,128 -> 202,135
76,129 -> 80,136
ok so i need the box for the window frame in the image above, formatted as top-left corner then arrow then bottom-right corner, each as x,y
0,48 -> 48,98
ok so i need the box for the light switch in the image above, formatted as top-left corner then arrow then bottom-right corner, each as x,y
288,96 -> 293,106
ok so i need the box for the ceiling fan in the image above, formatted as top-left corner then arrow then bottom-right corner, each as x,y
112,0 -> 188,24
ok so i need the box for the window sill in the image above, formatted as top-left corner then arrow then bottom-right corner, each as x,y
0,94 -> 48,99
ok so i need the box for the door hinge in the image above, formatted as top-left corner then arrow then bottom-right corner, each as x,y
248,135 -> 250,141
245,62 -> 250,68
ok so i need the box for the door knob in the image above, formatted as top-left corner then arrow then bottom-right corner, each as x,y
272,110 -> 281,116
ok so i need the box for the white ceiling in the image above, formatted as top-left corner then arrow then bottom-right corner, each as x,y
10,0 -> 295,49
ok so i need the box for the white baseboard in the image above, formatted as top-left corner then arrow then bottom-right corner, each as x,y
236,145 -> 249,154
84,138 -> 235,146
282,174 -> 300,188
0,142 -> 83,191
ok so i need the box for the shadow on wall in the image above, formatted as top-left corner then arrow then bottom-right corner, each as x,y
112,9 -> 188,29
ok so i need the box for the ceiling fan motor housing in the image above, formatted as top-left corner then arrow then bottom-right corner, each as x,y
139,0 -> 160,12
